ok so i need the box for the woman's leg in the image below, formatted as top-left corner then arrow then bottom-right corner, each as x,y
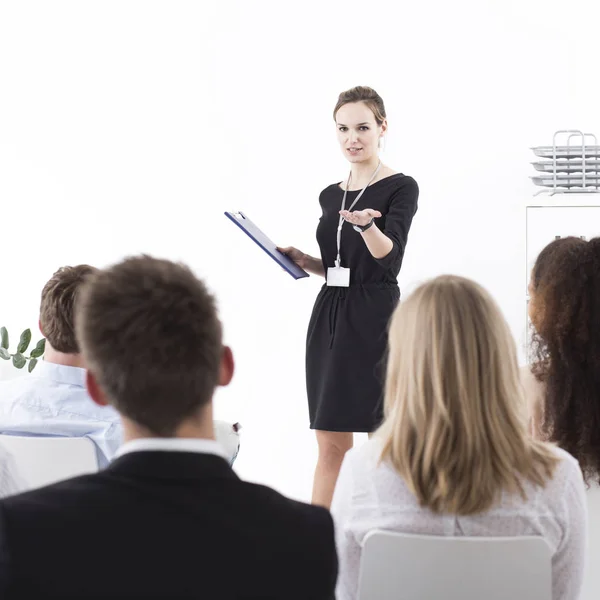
311,430 -> 353,508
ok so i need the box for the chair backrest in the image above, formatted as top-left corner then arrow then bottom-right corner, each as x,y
358,530 -> 552,600
581,485 -> 600,599
0,435 -> 98,491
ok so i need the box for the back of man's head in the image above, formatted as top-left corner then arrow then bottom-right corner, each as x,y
75,255 -> 223,436
40,265 -> 98,354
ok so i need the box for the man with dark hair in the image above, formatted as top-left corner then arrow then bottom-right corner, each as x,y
0,255 -> 337,599
0,264 -> 240,469
0,265 -> 121,467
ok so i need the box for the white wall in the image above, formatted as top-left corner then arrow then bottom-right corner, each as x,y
0,0 -> 599,502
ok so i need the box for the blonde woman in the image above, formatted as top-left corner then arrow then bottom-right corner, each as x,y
331,275 -> 587,600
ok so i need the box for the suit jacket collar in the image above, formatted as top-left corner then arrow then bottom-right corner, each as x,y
106,450 -> 239,482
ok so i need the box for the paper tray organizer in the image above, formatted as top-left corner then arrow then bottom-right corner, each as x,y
530,130 -> 600,195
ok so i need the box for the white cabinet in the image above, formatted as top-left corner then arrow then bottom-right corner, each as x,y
524,200 -> 600,343
526,204 -> 600,292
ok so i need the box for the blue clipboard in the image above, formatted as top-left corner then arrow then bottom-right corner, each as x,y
224,211 -> 310,280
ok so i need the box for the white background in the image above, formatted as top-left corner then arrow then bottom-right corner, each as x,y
1,0 -> 599,502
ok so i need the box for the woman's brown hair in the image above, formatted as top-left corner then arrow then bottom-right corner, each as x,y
530,236 -> 600,484
333,86 -> 386,125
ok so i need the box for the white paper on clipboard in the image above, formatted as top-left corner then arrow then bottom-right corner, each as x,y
224,211 -> 310,280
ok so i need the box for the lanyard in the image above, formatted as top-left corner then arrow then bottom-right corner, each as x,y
335,161 -> 381,267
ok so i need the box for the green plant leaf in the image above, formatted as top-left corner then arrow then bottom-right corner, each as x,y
0,348 -> 10,360
30,338 -> 46,359
28,357 -> 38,372
12,353 -> 26,369
0,327 -> 8,350
17,329 -> 31,354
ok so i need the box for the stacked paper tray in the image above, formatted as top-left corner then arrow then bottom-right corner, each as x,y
532,160 -> 600,173
530,173 -> 600,188
530,132 -> 600,193
532,146 -> 600,159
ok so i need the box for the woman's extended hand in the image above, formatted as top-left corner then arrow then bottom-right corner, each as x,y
339,209 -> 382,227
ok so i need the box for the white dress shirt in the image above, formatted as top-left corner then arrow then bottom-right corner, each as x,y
331,437 -> 587,600
116,437 -> 228,460
0,361 -> 241,467
0,360 -> 121,468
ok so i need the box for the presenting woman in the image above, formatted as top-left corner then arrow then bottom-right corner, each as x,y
279,86 -> 419,507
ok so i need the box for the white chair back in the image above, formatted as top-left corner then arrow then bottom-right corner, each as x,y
580,485 -> 600,599
358,530 -> 552,600
0,435 -> 98,491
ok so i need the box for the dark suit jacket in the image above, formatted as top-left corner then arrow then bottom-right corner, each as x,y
0,451 -> 337,599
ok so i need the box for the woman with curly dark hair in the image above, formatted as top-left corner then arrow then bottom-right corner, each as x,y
524,235 -> 600,484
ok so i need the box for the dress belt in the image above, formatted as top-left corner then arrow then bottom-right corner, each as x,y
324,282 -> 398,348
322,281 -> 398,290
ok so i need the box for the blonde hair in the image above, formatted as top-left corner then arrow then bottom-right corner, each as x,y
379,275 -> 559,515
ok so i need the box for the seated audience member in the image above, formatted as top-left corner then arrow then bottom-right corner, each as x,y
0,266 -> 120,467
331,275 -> 587,600
524,236 -> 600,600
523,235 -> 600,474
0,265 -> 241,467
0,255 -> 337,599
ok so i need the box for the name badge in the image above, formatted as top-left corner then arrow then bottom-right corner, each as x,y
327,267 -> 350,287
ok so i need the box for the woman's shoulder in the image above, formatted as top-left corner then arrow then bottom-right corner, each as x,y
319,183 -> 343,199
374,172 -> 418,191
340,438 -> 421,505
342,438 -> 384,472
343,436 -> 399,478
548,444 -> 581,469
383,173 -> 419,204
537,444 -> 585,492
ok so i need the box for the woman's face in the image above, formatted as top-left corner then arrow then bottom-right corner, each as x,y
335,102 -> 385,164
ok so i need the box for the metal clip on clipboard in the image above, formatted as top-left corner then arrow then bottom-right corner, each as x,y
224,211 -> 310,280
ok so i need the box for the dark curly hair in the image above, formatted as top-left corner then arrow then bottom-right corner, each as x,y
529,235 -> 600,484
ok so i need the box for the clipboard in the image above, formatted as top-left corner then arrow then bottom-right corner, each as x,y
224,211 -> 310,280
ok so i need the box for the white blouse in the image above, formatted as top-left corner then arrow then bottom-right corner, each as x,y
331,438 -> 587,600
519,368 -> 600,600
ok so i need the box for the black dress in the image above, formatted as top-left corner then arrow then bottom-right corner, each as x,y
306,173 -> 419,432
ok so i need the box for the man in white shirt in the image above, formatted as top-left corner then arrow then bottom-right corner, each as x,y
0,265 -> 240,469
0,255 -> 337,599
0,266 -> 121,468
